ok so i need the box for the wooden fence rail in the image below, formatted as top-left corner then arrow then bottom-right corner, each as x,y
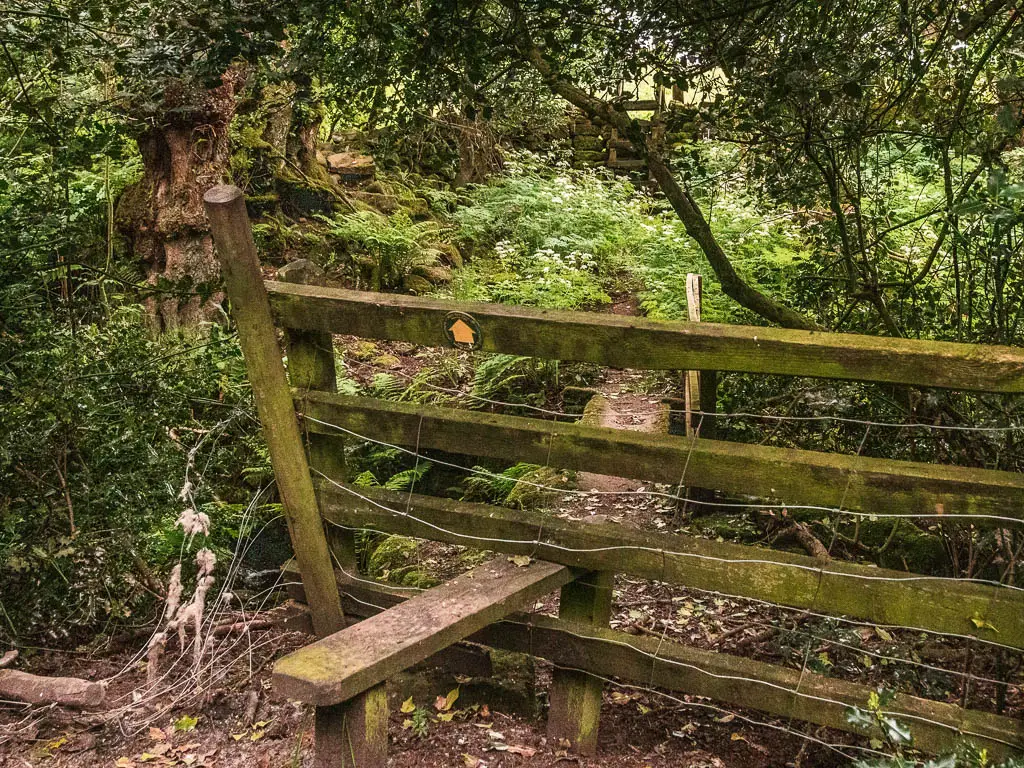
267,280 -> 1024,392
317,481 -> 1024,650
299,390 -> 1024,525
204,186 -> 1024,767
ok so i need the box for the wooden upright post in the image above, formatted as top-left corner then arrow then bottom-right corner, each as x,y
314,685 -> 388,768
547,571 -> 613,754
203,185 -> 344,639
685,273 -> 718,440
682,274 -> 718,514
278,260 -> 359,574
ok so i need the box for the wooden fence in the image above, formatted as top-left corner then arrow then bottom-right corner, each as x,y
204,185 -> 1024,766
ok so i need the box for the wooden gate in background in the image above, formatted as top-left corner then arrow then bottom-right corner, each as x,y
204,185 -> 1024,766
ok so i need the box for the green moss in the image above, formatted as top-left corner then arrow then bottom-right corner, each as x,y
365,534 -> 439,588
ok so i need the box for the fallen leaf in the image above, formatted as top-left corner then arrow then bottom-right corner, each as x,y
715,713 -> 735,723
971,615 -> 999,633
250,729 -> 265,742
400,696 -> 416,714
507,745 -> 537,757
437,713 -> 455,723
148,727 -> 166,742
175,715 -> 199,733
462,755 -> 481,768
508,555 -> 531,567
874,626 -> 894,643
435,687 -> 460,712
116,758 -> 135,768
731,732 -> 748,743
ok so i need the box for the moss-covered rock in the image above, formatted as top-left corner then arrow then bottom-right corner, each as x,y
403,274 -> 434,295
436,242 -> 463,269
411,264 -> 452,284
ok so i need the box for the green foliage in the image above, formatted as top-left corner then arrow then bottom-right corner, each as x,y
0,291 -> 257,642
319,210 -> 443,290
462,462 -> 569,509
448,150 -> 809,321
848,692 -> 1024,768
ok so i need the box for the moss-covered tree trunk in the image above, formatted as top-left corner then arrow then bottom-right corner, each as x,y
117,69 -> 246,331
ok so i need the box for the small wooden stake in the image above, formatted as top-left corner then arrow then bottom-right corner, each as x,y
278,260 -> 358,573
547,571 -> 613,754
315,684 -> 388,768
204,185 -> 344,639
681,274 -> 717,515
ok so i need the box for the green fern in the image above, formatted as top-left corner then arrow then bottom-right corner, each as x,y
318,210 -> 443,290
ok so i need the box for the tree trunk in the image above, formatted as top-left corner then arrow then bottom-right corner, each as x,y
117,69 -> 246,331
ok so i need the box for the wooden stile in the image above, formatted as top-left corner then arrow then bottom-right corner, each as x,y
208,186 -> 1024,763
274,558 -> 573,705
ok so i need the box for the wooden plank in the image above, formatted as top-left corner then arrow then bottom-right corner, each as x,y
622,99 -> 660,111
273,558 -> 573,706
683,273 -> 717,512
480,616 -> 1024,759
321,572 -> 1024,758
266,280 -> 1024,392
300,391 -> 1024,525
317,482 -> 1024,650
204,186 -> 344,639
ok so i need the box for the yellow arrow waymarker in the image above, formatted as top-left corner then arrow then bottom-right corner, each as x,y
443,312 -> 482,349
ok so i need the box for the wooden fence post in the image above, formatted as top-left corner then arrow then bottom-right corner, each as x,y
278,260 -> 359,574
203,185 -> 344,639
547,570 -> 613,754
314,685 -> 389,768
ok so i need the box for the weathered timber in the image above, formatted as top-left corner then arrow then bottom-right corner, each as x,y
317,482 -> 1024,649
265,280 -> 1024,392
0,670 -> 107,709
279,261 -> 357,572
204,186 -> 344,638
315,684 -> 388,768
622,99 -> 660,111
547,572 -> 613,754
322,572 -> 1024,758
273,558 -> 573,705
300,391 -> 1024,525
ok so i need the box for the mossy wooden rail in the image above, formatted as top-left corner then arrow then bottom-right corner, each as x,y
204,185 -> 1024,767
266,280 -> 1024,391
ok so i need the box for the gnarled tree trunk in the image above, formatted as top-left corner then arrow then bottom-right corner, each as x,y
118,69 -> 246,331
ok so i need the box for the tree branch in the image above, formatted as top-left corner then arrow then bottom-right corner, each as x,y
513,32 -> 819,330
